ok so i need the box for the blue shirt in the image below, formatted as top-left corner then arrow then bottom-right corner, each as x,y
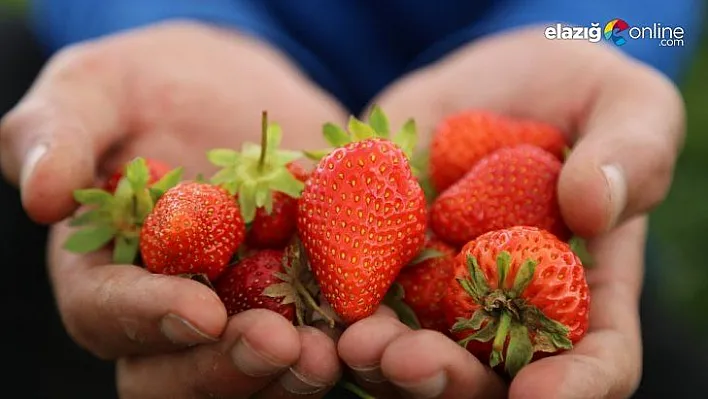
31,0 -> 703,113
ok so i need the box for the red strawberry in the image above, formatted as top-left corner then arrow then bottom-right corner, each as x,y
246,163 -> 310,249
104,158 -> 172,193
429,110 -> 567,193
215,249 -> 295,321
430,145 -> 569,247
64,157 -> 182,265
298,129 -> 427,323
140,181 -> 245,281
442,226 -> 590,377
396,237 -> 457,332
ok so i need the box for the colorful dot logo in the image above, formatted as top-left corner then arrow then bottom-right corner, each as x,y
604,18 -> 630,46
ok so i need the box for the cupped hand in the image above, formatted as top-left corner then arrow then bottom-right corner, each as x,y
340,25 -> 685,398
2,21 -> 348,397
338,218 -> 645,399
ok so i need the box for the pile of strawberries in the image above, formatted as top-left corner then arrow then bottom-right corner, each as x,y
65,108 -> 590,381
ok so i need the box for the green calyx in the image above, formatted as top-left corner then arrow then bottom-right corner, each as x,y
304,105 -> 418,164
263,238 -> 337,327
64,157 -> 183,265
451,251 -> 573,378
568,235 -> 594,267
383,282 -> 422,330
207,111 -> 305,223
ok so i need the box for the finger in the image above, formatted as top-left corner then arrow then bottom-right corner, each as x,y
256,326 -> 341,397
558,64 -> 684,236
381,329 -> 507,399
48,221 -> 227,359
0,44 -> 126,223
509,217 -> 646,399
338,306 -> 410,398
117,309 -> 301,399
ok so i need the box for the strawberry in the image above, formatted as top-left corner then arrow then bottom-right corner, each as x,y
215,241 -> 334,326
207,111 -> 306,245
246,163 -> 310,249
395,237 -> 457,332
104,158 -> 172,193
298,107 -> 427,324
442,226 -> 590,377
215,249 -> 295,321
140,181 -> 246,281
430,145 -> 570,247
428,110 -> 567,193
64,157 -> 183,264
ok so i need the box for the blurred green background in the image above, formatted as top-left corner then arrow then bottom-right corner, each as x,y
1,0 -> 707,329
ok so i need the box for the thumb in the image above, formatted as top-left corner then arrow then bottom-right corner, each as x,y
0,49 -> 125,224
558,65 -> 684,237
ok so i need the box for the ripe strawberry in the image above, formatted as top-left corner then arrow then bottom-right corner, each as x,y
246,163 -> 310,249
442,226 -> 590,377
298,109 -> 427,324
395,237 -> 457,332
64,157 -> 182,265
140,181 -> 245,281
207,111 -> 306,246
104,158 -> 172,193
215,249 -> 295,321
430,145 -> 569,247
428,110 -> 567,193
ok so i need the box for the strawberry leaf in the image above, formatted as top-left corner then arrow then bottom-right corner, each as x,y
254,182 -> 269,209
238,181 -> 258,223
69,209 -> 104,227
384,283 -> 422,330
409,248 -> 445,266
125,157 -> 150,193
496,251 -> 511,289
456,316 -> 499,348
505,323 -> 534,377
63,225 -> 117,253
113,235 -> 139,265
392,119 -> 417,159
569,236 -> 594,267
323,123 -> 350,147
150,167 -> 183,196
347,116 -> 377,141
268,168 -> 305,199
263,282 -> 299,305
510,258 -> 536,298
207,148 -> 241,167
73,188 -> 113,206
368,105 -> 390,138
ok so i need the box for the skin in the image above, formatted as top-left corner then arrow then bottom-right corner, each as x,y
0,21 -> 684,398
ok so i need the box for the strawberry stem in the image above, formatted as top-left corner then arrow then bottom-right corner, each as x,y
258,110 -> 268,172
490,310 -> 512,367
293,279 -> 336,328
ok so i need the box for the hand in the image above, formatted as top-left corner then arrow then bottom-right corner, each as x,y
341,26 -> 684,398
2,21 -> 347,397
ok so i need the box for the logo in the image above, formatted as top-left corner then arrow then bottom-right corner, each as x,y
604,18 -> 630,46
544,19 -> 685,47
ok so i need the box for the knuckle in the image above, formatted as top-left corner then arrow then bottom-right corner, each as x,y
56,271 -> 125,360
47,42 -> 109,79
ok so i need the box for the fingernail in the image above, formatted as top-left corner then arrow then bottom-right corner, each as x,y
391,371 -> 447,399
160,313 -> 218,345
231,336 -> 288,377
279,367 -> 328,395
600,164 -> 627,229
351,364 -> 387,383
20,144 -> 47,187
